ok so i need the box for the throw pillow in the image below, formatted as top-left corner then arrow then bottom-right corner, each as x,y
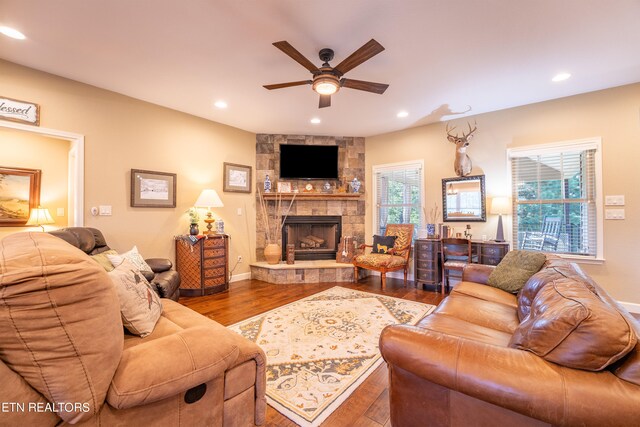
90,249 -> 119,272
107,246 -> 153,273
488,250 -> 546,293
108,259 -> 162,337
372,235 -> 397,254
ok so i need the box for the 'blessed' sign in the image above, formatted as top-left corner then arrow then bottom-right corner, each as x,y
0,96 -> 40,126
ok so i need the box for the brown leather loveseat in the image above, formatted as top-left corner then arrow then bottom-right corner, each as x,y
0,232 -> 266,426
380,256 -> 640,426
49,227 -> 181,300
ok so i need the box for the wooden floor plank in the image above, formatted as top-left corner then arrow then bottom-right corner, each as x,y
180,276 -> 445,426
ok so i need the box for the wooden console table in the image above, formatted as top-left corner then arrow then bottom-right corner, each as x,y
175,234 -> 229,296
414,238 -> 509,290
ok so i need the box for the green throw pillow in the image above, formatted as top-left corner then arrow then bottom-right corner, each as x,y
90,249 -> 119,272
488,250 -> 547,293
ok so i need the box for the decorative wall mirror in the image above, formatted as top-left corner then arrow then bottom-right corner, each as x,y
442,175 -> 486,222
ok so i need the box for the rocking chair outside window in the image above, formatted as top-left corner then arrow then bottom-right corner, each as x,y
520,216 -> 562,252
352,224 -> 414,289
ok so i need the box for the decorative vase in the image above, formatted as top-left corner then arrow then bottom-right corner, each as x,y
264,243 -> 281,265
189,223 -> 199,236
264,174 -> 272,193
427,223 -> 436,238
350,177 -> 361,193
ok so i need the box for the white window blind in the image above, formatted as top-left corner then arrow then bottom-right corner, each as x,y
509,141 -> 599,258
373,162 -> 423,238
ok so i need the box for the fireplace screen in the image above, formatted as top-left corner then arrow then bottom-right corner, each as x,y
282,216 -> 342,260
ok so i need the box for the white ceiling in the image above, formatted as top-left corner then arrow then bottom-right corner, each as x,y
1,0 -> 640,137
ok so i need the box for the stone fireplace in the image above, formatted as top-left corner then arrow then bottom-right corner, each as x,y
255,134 -> 366,264
282,215 -> 341,260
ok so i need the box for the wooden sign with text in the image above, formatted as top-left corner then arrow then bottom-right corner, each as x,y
0,96 -> 40,126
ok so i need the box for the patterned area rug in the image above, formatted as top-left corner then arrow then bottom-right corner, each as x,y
228,286 -> 435,427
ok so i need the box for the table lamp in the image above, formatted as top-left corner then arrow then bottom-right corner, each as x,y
26,206 -> 55,231
194,189 -> 224,235
490,197 -> 510,242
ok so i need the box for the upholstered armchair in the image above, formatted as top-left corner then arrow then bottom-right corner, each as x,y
352,224 -> 414,288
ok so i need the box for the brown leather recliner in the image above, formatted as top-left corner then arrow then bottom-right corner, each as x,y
49,227 -> 180,300
380,257 -> 640,426
0,232 -> 267,426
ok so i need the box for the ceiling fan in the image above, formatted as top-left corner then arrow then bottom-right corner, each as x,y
263,39 -> 389,108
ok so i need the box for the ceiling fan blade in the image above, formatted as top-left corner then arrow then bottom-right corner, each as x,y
319,94 -> 331,108
334,39 -> 385,75
263,80 -> 312,90
341,78 -> 389,94
273,41 -> 320,74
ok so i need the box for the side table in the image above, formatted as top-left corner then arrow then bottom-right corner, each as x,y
175,234 -> 229,296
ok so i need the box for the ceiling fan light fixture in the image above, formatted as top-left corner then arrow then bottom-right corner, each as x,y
312,76 -> 339,95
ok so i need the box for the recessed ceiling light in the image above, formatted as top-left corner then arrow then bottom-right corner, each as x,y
552,72 -> 571,82
214,100 -> 228,109
310,118 -> 321,124
397,111 -> 409,118
0,26 -> 26,40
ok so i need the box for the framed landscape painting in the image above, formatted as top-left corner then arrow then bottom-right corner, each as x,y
0,166 -> 41,226
223,162 -> 252,193
130,169 -> 176,208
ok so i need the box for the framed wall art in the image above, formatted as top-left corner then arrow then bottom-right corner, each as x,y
131,169 -> 176,208
0,96 -> 40,126
0,166 -> 41,226
223,162 -> 252,193
277,181 -> 292,193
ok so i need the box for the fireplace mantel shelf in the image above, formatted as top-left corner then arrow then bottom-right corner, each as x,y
262,193 -> 362,201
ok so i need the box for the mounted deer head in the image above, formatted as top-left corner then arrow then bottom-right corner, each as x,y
446,121 -> 478,177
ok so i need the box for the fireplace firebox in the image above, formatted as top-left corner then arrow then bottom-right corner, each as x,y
282,215 -> 342,260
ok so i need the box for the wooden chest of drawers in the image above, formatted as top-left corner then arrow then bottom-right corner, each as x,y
175,235 -> 229,296
414,238 -> 509,289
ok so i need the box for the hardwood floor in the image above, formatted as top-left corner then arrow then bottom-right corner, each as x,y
180,276 -> 445,427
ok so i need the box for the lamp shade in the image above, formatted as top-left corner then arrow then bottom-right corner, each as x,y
490,197 -> 511,215
194,189 -> 224,208
26,206 -> 54,229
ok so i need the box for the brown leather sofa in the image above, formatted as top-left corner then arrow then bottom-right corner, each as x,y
49,227 -> 181,300
0,232 -> 266,426
380,256 -> 640,426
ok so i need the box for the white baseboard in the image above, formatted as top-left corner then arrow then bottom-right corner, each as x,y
230,272 -> 251,283
369,271 -> 415,281
619,301 -> 640,314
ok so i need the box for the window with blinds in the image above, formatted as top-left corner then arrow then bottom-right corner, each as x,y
508,139 -> 601,258
373,162 -> 423,238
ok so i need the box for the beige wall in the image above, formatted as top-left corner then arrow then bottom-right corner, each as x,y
0,129 -> 69,236
0,60 -> 257,278
366,83 -> 640,304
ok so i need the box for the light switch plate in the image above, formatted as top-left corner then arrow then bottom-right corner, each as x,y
57,208 -> 65,217
605,195 -> 625,206
99,205 -> 112,216
605,208 -> 625,220
237,207 -> 242,216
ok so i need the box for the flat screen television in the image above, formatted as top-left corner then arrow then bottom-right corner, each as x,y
279,144 -> 339,180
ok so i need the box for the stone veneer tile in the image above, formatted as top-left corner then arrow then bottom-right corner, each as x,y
302,269 -> 320,283
320,269 -> 337,282
337,268 -> 354,282
327,200 -> 343,215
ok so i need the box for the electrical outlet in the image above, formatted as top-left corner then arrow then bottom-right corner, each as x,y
237,255 -> 243,263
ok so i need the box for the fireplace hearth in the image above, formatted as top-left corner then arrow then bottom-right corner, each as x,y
282,215 -> 342,261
